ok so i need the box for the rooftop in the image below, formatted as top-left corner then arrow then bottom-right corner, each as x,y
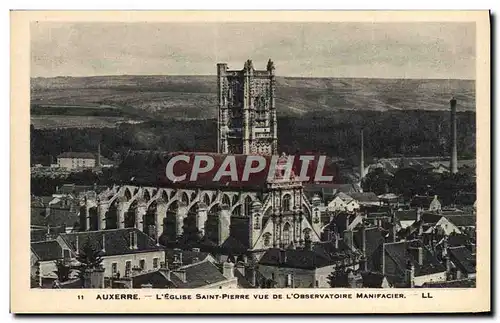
57,152 -> 97,159
31,240 -> 63,261
259,240 -> 357,270
60,228 -> 164,257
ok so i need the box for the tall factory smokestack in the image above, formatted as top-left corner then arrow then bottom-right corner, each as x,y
97,143 -> 101,167
360,130 -> 365,179
450,97 -> 458,174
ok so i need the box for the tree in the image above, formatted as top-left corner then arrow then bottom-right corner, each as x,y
362,168 -> 393,195
53,259 -> 72,282
76,239 -> 104,285
327,268 -> 349,288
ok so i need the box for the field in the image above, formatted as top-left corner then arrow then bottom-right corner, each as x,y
31,75 -> 476,126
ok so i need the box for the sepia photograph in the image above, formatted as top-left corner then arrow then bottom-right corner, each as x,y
10,10 -> 490,314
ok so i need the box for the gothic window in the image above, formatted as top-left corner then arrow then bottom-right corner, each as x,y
254,215 -> 260,229
222,194 -> 231,207
282,195 -> 291,212
244,196 -> 252,216
282,223 -> 291,246
203,194 -> 211,206
263,233 -> 272,247
303,228 -> 312,242
181,192 -> 189,204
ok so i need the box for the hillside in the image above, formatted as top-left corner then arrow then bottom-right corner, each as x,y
31,75 -> 475,120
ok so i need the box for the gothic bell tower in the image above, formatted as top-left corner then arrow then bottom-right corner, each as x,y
217,59 -> 278,156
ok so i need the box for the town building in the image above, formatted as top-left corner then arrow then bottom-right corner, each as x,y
217,59 -> 277,155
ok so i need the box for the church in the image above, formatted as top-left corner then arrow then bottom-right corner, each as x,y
75,60 -> 337,264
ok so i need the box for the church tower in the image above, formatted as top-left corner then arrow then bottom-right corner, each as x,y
217,59 -> 278,156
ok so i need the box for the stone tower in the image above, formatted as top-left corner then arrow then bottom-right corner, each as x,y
217,59 -> 278,156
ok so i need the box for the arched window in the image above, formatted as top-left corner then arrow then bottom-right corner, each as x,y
253,215 -> 260,230
244,196 -> 252,216
303,228 -> 312,242
222,194 -> 231,207
203,194 -> 211,206
282,195 -> 291,212
263,233 -> 272,247
282,223 -> 291,246
181,192 -> 189,204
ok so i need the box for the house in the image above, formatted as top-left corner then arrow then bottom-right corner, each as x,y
128,259 -> 238,289
410,195 -> 442,212
382,240 -> 447,287
360,272 -> 393,288
349,192 -> 380,207
57,228 -> 166,279
445,215 -> 476,231
56,152 -> 114,170
31,240 -> 78,280
421,278 -> 476,288
257,239 -> 362,288
395,209 -> 419,229
31,199 -> 81,234
447,246 -> 476,280
327,192 -> 360,212
421,213 -> 462,236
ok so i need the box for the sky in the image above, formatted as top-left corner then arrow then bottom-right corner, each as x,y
31,22 -> 475,79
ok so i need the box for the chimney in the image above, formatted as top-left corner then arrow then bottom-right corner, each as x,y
235,262 -> 246,277
360,129 -> 365,179
223,261 -> 235,279
450,97 -> 458,174
83,267 -> 105,289
405,261 -> 415,288
417,247 -> 423,266
101,234 -> 106,253
279,249 -> 287,263
129,231 -> 138,250
75,236 -> 79,255
97,143 -> 101,167
159,262 -> 171,281
343,230 -> 354,250
174,269 -> 187,283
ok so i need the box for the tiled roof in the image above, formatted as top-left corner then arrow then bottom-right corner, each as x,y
446,216 -> 476,228
448,246 -> 476,274
259,240 -> 356,270
334,192 -> 353,202
349,192 -> 380,203
447,234 -> 471,247
132,270 -> 176,288
171,260 -> 229,288
410,195 -> 436,208
353,227 -> 385,271
57,152 -> 97,159
164,249 -> 211,266
360,272 -> 386,288
234,269 -> 254,288
421,278 -> 476,288
384,240 -> 446,278
31,240 -> 63,261
60,228 -> 164,257
395,210 -> 418,221
421,213 -> 443,224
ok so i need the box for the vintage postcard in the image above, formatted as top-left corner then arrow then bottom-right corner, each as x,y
11,10 -> 490,314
